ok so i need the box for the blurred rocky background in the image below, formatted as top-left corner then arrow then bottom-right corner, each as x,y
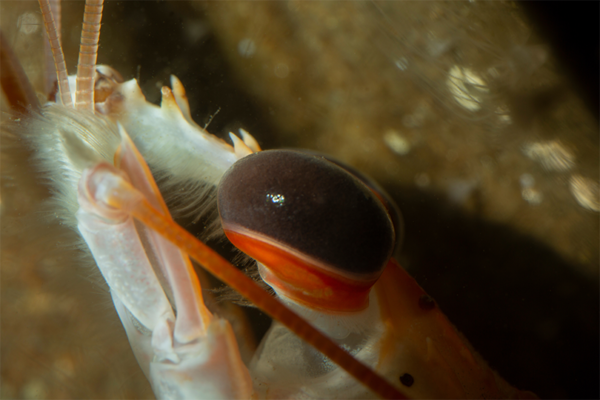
1,1 -> 598,399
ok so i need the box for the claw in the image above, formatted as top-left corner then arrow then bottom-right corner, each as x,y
170,75 -> 195,126
239,128 -> 262,152
229,132 -> 254,158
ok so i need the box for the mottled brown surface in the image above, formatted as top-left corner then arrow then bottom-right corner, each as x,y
1,1 -> 598,399
200,1 -> 599,275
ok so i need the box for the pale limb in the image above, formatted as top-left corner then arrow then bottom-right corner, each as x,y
76,129 -> 252,399
100,77 -> 261,187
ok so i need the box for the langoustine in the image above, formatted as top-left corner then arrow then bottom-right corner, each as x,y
0,1 -> 542,398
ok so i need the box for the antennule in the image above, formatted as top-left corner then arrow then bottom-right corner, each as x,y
42,0 -> 60,96
38,0 -> 72,107
75,0 -> 104,111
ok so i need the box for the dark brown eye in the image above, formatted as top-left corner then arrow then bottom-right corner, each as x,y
302,151 -> 404,253
217,150 -> 396,311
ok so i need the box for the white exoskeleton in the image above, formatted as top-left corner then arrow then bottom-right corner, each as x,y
2,1 -> 538,399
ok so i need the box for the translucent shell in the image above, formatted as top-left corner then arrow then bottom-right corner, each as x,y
217,150 -> 396,311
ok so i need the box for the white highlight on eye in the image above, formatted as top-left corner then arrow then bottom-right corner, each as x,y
238,38 -> 256,58
383,130 -> 410,155
522,140 -> 575,171
274,63 -> 289,79
447,65 -> 489,111
18,12 -> 40,35
569,175 -> 599,212
267,193 -> 285,207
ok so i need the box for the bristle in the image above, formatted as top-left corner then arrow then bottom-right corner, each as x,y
142,148 -> 225,243
19,104 -> 120,229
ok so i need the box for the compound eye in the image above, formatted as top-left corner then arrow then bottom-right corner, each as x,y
217,150 -> 396,311
300,151 -> 404,253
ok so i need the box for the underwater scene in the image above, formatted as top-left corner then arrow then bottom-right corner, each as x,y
1,1 -> 598,399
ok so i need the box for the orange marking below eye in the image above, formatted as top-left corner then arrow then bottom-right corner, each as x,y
224,229 -> 379,312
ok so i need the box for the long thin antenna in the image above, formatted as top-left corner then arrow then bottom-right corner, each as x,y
75,0 -> 104,111
38,0 -> 72,107
42,0 -> 60,96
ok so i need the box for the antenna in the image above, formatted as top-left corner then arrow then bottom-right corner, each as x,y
38,0 -> 72,107
75,0 -> 104,111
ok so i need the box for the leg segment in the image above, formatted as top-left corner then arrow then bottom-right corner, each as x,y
76,127 -> 252,399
